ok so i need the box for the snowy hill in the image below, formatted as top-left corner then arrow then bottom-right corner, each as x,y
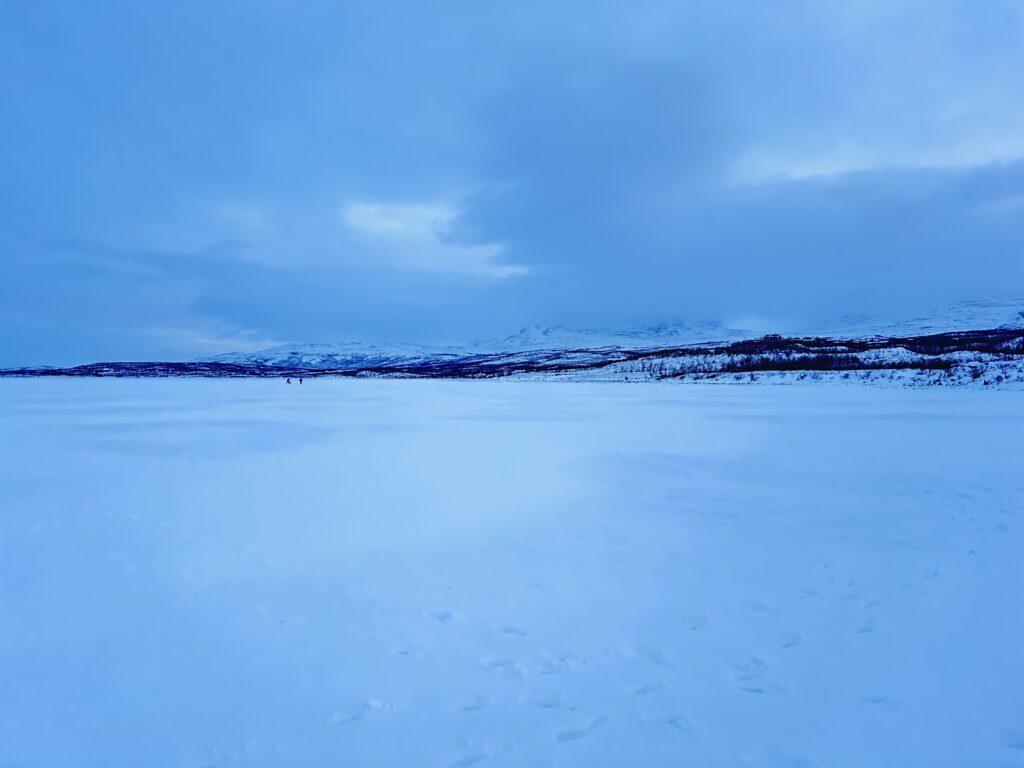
807,297 -> 1024,338
182,297 -> 1024,388
206,321 -> 758,369
473,320 -> 756,352
206,297 -> 1024,371
207,341 -> 465,369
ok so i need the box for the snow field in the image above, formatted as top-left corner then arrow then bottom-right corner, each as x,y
1,379 -> 1021,767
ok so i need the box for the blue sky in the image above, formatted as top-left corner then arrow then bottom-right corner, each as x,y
2,0 -> 1024,364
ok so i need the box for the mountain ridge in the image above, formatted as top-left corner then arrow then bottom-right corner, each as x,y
204,297 -> 1024,368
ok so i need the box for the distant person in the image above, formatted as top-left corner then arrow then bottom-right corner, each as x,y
286,377 -> 291,384
299,378 -> 303,384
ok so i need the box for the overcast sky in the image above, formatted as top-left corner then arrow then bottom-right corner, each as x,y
3,0 -> 1024,364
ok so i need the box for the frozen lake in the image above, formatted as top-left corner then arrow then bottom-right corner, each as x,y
1,379 -> 1022,767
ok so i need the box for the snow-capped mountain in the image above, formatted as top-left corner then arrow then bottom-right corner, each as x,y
806,297 -> 1024,339
473,320 -> 756,351
206,321 -> 759,368
8,297 -> 1024,386
207,341 -> 464,369
197,296 -> 1024,374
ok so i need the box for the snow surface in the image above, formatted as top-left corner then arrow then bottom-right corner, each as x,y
1,379 -> 1022,767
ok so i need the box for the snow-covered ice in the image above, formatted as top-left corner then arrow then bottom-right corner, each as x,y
1,379 -> 1022,767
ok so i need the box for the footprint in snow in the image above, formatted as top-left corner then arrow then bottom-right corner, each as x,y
750,601 -> 782,619
459,695 -> 488,712
732,657 -> 766,681
662,714 -> 694,733
865,695 -> 902,711
780,633 -> 802,649
328,705 -> 367,726
635,646 -> 673,669
447,741 -> 512,766
740,682 -> 789,695
328,699 -> 394,726
536,651 -> 582,675
433,610 -> 455,624
731,658 -> 787,694
500,625 -> 527,637
631,680 -> 670,696
532,694 -> 577,712
556,716 -> 607,742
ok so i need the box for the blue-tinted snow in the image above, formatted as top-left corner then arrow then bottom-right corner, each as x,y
1,379 -> 1022,767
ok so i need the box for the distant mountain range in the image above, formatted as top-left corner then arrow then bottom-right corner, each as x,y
204,297 -> 1024,369
807,296 -> 1024,339
4,297 -> 1024,386
204,320 -> 758,370
471,320 -> 754,351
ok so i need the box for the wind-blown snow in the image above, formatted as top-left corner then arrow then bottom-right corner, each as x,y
1,379 -> 1021,767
